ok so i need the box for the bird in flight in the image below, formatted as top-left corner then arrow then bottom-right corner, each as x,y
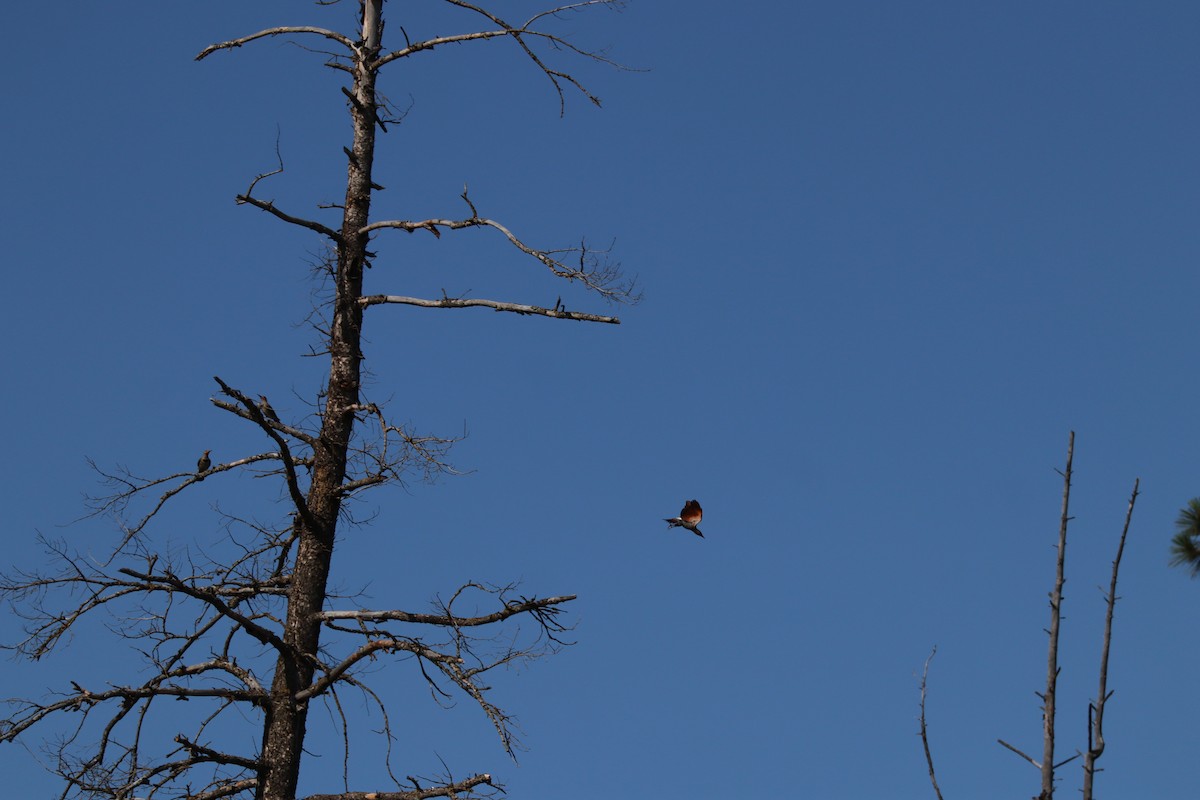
664,499 -> 704,538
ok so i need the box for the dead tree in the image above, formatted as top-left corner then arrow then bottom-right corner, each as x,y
922,433 -> 1139,800
1081,478 -> 1138,800
0,3 -> 635,799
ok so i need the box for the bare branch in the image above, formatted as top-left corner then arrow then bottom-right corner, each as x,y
186,778 -> 259,800
84,451 -> 293,555
360,293 -> 621,323
118,566 -> 288,654
317,585 -> 575,755
319,593 -> 577,626
375,30 -> 509,66
210,397 -> 318,448
998,738 -> 1042,769
432,0 -> 626,112
303,771 -> 495,800
235,194 -> 342,243
918,647 -> 945,800
174,734 -> 261,771
375,1 -> 633,114
196,26 -> 355,61
0,548 -> 149,660
364,189 -> 639,303
212,376 -> 319,531
299,638 -> 463,702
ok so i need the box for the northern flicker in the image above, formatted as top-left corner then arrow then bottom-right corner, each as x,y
664,499 -> 704,538
258,395 -> 280,423
196,450 -> 212,475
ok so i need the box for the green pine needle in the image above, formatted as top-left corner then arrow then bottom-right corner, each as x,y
1169,498 -> 1200,577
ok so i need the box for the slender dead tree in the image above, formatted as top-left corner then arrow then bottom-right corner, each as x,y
1081,478 -> 1139,800
998,431 -> 1077,799
1,3 -> 636,800
922,434 -> 1139,800
1039,430 -> 1074,797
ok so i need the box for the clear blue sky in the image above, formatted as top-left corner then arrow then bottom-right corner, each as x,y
3,2 -> 1199,797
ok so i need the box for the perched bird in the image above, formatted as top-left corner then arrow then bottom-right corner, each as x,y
258,394 -> 280,423
664,499 -> 704,538
196,449 -> 212,475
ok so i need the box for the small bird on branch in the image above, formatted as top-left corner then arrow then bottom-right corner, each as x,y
664,499 -> 704,538
258,395 -> 280,423
196,450 -> 212,476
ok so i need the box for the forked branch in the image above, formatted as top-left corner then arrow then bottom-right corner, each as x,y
376,1 -> 632,113
317,584 -> 576,756
364,188 -> 639,303
212,376 -> 317,529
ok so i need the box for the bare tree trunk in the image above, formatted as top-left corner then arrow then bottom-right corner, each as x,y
1081,479 -> 1139,800
1038,430 -> 1073,800
257,6 -> 382,799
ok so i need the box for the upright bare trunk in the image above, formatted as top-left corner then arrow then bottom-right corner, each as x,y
1081,479 -> 1139,800
1039,431 -> 1074,800
257,5 -> 381,799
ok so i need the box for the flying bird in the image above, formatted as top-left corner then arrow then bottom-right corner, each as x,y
664,499 -> 704,538
196,449 -> 212,475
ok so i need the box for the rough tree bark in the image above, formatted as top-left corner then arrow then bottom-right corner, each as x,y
1,3 -> 635,799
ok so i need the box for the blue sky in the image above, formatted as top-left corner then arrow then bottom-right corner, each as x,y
3,1 -> 1200,797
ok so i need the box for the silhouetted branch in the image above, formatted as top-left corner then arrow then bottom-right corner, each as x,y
918,647 -> 945,800
318,584 -> 575,755
375,0 -> 633,114
235,195 -> 342,243
212,376 -> 318,530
